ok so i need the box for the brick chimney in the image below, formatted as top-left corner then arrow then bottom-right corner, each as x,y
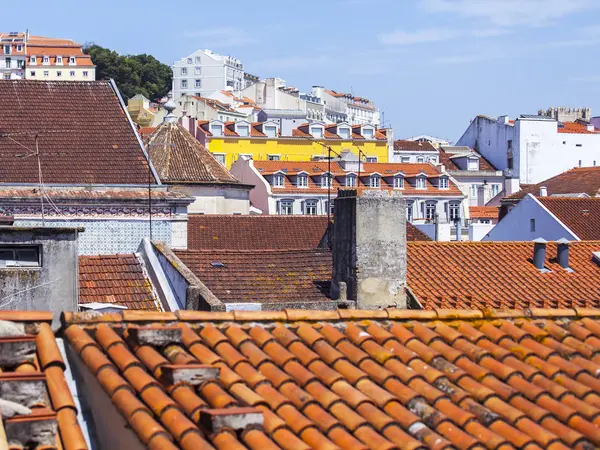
331,190 -> 407,309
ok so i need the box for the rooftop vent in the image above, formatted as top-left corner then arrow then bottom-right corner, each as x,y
532,238 -> 549,272
556,238 -> 572,272
539,186 -> 548,197
282,168 -> 288,173
211,261 -> 226,268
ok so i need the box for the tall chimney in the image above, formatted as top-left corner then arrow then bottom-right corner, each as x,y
532,238 -> 548,271
556,238 -> 570,270
503,172 -> 520,196
331,190 -> 407,309
539,186 -> 548,197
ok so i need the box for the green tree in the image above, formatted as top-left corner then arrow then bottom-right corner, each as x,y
83,43 -> 172,102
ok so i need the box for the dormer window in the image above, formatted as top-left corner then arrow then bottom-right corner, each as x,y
264,125 -> 277,138
394,176 -> 404,189
43,56 -> 49,64
369,174 -> 381,189
416,175 -> 427,189
417,156 -> 424,163
237,125 -> 249,137
17,44 -> 22,52
30,56 -> 36,64
56,56 -> 63,65
297,174 -> 308,187
69,56 -> 76,65
321,173 -> 332,188
362,128 -> 374,139
210,124 -> 223,136
467,157 -> 479,171
311,127 -> 323,138
273,174 -> 285,187
338,127 -> 350,139
439,176 -> 449,189
345,174 -> 356,187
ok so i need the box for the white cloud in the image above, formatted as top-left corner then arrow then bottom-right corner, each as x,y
378,28 -> 461,45
421,0 -> 594,27
183,27 -> 256,47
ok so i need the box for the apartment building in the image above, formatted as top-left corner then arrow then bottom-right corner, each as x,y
0,32 -> 26,79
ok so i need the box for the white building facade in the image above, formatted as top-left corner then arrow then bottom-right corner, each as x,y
457,114 -> 600,184
172,49 -> 244,100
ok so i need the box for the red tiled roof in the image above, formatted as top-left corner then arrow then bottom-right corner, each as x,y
438,148 -> 498,172
507,166 -> 600,200
393,140 -> 437,152
174,249 -> 332,304
0,80 -> 157,185
407,241 -> 600,310
407,223 -> 432,241
63,308 -> 600,450
469,206 -> 499,220
558,122 -> 600,134
146,122 -> 242,185
0,187 -> 188,201
0,312 -> 86,449
188,214 -> 329,250
138,126 -> 156,139
538,197 -> 600,240
79,254 -> 162,310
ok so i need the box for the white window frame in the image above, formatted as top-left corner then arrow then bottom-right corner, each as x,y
181,67 -> 187,76
195,79 -> 201,88
321,173 -> 332,188
264,126 -> 277,138
30,55 -> 36,65
425,202 -> 437,221
210,124 -> 223,136
338,127 -> 350,139
267,154 -> 280,161
57,71 -> 62,77
181,79 -> 188,89
366,156 -> 378,163
467,157 -> 479,171
305,200 -> 318,215
3,45 -> 11,55
416,176 -> 427,189
16,44 -> 22,52
43,70 -> 49,77
195,56 -> 201,63
401,156 -> 410,163
345,174 -> 356,187
439,176 -> 449,189
449,202 -> 460,221
394,176 -> 404,189
470,184 -> 478,198
187,58 -> 193,64
416,156 -> 425,163
491,184 -> 500,197
42,56 -> 49,65
69,56 -> 76,65
194,66 -> 201,75
406,202 -> 414,222
311,127 -> 323,138
69,70 -> 75,77
237,125 -> 250,137
30,70 -> 36,77
297,174 -> 308,187
369,175 -> 381,189
56,56 -> 63,65
362,128 -> 374,139
273,174 -> 285,187
0,246 -> 41,268
213,153 -> 226,165
82,71 -> 88,77
279,200 -> 294,215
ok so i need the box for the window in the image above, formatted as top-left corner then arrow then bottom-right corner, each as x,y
417,156 -> 424,163
4,57 -> 10,69
2,72 -> 9,80
305,200 -> 317,215
346,174 -> 356,187
507,140 -> 512,150
213,153 -> 226,165
57,71 -> 62,77
416,176 -> 426,189
0,246 -> 40,268
82,71 -> 88,77
449,202 -> 460,221
181,67 -> 188,76
401,156 -> 410,163
273,174 -> 285,187
43,71 -> 49,77
480,219 -> 491,224
181,80 -> 188,89
311,127 -> 323,138
297,175 -> 308,187
439,176 -> 449,189
406,203 -> 413,222
362,128 -> 374,139
16,44 -> 22,52
195,79 -> 201,88
210,124 -> 223,136
321,174 -> 332,188
279,200 -> 293,215
366,156 -> 378,163
70,71 -> 75,77
43,56 -> 49,64
194,67 -> 201,75
507,155 -> 514,170
530,218 -> 536,232
3,45 -> 10,54
425,202 -> 437,221
369,175 -> 381,188
268,155 -> 280,161
187,58 -> 193,64
30,71 -> 35,77
467,158 -> 479,171
325,200 -> 335,215
576,144 -> 582,148
195,56 -> 201,63
264,126 -> 277,138
470,184 -> 478,198
491,184 -> 500,197
338,128 -> 350,139
56,56 -> 63,65
69,56 -> 76,65
30,56 -> 36,64
237,125 -> 249,137
394,176 -> 404,189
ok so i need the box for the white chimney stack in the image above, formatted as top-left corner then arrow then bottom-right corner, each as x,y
539,186 -> 548,197
587,123 -> 595,132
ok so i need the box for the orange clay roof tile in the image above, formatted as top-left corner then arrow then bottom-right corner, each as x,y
60,308 -> 600,449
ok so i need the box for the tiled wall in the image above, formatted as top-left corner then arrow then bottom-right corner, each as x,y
14,219 -> 172,255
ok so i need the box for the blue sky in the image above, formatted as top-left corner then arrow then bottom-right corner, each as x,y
5,0 -> 600,141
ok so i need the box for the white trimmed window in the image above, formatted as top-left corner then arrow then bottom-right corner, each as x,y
311,127 -> 323,138
425,202 -> 437,221
273,174 -> 285,187
467,157 -> 479,170
181,80 -> 188,89
439,176 -> 449,189
17,44 -> 22,52
57,71 -> 62,77
213,153 -> 226,165
369,175 -> 381,188
321,174 -> 332,188
305,200 -> 317,215
210,124 -> 223,136
43,56 -> 49,64
83,71 -> 88,77
366,156 -> 378,163
449,202 -> 460,221
406,202 -> 413,222
69,56 -> 76,65
338,127 -> 350,139
194,67 -> 201,75
4,45 -> 11,54
195,56 -> 200,63
416,176 -> 427,189
417,156 -> 424,163
346,174 -> 356,187
187,58 -> 193,64
394,176 -> 404,189
0,246 -> 40,268
265,126 -> 277,138
279,200 -> 293,215
297,175 -> 308,187
491,184 -> 500,197
362,128 -> 374,139
237,125 -> 249,137
43,71 -> 49,77
195,79 -> 201,88
268,155 -> 280,161
30,56 -> 36,64
181,67 -> 187,76
56,56 -> 63,65
401,156 -> 410,163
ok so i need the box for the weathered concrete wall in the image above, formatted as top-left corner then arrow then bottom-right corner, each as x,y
0,227 -> 79,317
332,190 -> 407,309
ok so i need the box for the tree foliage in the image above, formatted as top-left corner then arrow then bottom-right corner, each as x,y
83,43 -> 172,102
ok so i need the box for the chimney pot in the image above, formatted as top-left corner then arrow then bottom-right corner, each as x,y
532,238 -> 548,271
539,186 -> 548,197
556,238 -> 570,270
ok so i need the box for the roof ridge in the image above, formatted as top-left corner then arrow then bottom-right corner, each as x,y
61,307 -> 600,325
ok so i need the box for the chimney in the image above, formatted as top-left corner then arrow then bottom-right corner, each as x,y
532,238 -> 548,271
587,123 -> 595,132
556,238 -> 571,270
503,174 -> 520,196
331,190 -> 407,309
539,186 -> 547,197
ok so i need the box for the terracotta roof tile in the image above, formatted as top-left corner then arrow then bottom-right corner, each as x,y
538,197 -> 600,240
63,308 -> 600,449
406,223 -> 432,241
507,166 -> 600,200
78,254 -> 162,311
438,147 -> 497,172
469,206 -> 499,220
558,122 -> 600,134
174,249 -> 332,304
0,80 -> 156,185
407,241 -> 600,310
393,140 -> 437,152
